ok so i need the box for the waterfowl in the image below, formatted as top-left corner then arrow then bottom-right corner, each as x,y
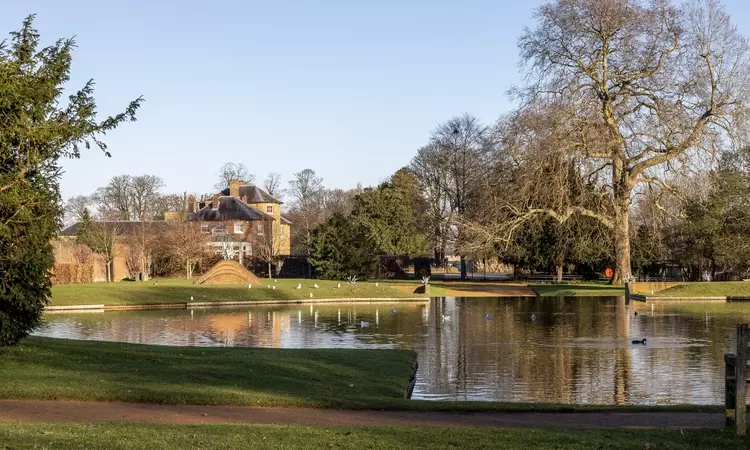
632,338 -> 647,345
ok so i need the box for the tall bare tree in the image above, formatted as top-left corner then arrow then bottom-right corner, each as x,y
215,162 -> 254,190
263,172 -> 283,197
288,169 -> 324,258
94,174 -> 132,220
129,174 -> 164,220
64,195 -> 93,225
414,114 -> 492,279
506,0 -> 750,283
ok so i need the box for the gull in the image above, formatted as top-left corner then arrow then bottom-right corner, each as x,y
190,296 -> 194,301
297,283 -> 302,289
309,292 -> 314,298
272,285 -> 276,290
337,283 -> 341,288
274,279 -> 278,283
361,321 -> 370,328
266,285 -> 270,289
375,282 -> 379,287
531,314 -> 537,321
441,314 -> 451,321
248,284 -> 252,289
485,315 -> 493,320
390,308 -> 397,315
314,283 -> 319,288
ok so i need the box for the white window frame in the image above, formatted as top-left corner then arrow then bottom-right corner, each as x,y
201,224 -> 209,234
234,223 -> 244,234
257,222 -> 264,235
266,205 -> 274,214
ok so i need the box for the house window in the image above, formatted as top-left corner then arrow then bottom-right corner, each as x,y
257,223 -> 264,235
201,224 -> 209,233
234,223 -> 244,234
266,205 -> 273,214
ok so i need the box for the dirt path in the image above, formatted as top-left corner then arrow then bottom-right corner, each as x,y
0,400 -> 727,429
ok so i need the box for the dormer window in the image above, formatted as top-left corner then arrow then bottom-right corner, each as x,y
234,223 -> 244,234
266,205 -> 273,214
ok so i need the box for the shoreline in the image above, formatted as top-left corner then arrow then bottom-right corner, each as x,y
45,297 -> 428,313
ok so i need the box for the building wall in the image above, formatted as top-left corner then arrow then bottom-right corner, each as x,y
51,239 -> 130,283
246,201 -> 290,255
197,219 -> 273,255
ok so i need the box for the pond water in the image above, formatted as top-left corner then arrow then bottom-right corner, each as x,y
36,297 -> 750,405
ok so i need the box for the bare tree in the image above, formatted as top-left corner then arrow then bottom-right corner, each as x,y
129,175 -> 165,220
64,195 -> 93,225
215,162 -> 254,190
263,172 -> 283,198
256,221 -> 285,278
414,114 -> 492,279
287,169 -> 324,264
411,144 -> 452,264
502,0 -> 750,283
93,175 -> 133,220
81,222 -> 120,282
165,221 -> 209,279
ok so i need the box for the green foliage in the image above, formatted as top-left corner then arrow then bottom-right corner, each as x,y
310,170 -> 428,279
0,16 -> 142,345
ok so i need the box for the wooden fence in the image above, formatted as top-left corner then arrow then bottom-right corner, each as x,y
725,323 -> 749,435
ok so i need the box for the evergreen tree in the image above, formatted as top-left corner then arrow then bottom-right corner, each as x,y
0,16 -> 142,345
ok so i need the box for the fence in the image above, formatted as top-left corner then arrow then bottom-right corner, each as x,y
725,323 -> 750,435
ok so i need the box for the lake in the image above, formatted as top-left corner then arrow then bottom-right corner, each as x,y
36,296 -> 750,405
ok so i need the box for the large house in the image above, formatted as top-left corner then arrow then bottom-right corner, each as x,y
185,179 -> 292,259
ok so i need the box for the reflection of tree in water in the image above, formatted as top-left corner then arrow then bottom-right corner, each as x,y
37,298 -> 750,404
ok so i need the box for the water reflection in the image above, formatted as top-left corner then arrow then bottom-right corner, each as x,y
36,297 -> 750,405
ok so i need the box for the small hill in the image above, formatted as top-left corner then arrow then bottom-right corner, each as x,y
194,260 -> 261,285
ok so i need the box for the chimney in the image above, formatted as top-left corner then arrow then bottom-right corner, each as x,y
187,194 -> 197,213
229,179 -> 243,198
212,194 -> 220,210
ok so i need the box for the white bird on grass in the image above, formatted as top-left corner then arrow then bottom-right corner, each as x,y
266,285 -> 270,289
272,285 -> 276,290
190,296 -> 194,301
314,283 -> 319,288
309,292 -> 314,298
375,282 -> 379,287
297,283 -> 302,289
274,279 -> 278,283
248,284 -> 252,289
337,283 -> 341,288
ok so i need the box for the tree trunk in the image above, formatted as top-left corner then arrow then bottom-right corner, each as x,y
268,260 -> 272,278
460,255 -> 467,280
555,264 -> 563,283
186,260 -> 190,279
612,192 -> 631,284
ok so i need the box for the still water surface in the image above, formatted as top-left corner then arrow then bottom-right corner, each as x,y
36,297 -> 750,405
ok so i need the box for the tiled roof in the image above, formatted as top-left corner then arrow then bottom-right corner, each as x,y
189,196 -> 274,222
280,215 -> 293,225
219,184 -> 282,204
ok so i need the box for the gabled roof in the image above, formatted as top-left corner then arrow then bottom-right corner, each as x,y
220,184 -> 282,204
58,221 -> 168,237
188,196 -> 274,222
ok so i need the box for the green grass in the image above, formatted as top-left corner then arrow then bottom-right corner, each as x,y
531,283 -> 625,297
0,337 -> 723,413
0,337 -> 414,408
0,423 -> 747,449
652,281 -> 750,298
49,278 -> 424,306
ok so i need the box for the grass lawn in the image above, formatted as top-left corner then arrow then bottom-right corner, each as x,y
0,337 -> 721,413
531,283 -> 625,297
0,423 -> 747,450
49,278 -> 425,306
0,337 -> 414,408
651,281 -> 750,298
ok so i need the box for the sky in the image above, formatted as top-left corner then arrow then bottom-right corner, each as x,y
4,0 -> 750,201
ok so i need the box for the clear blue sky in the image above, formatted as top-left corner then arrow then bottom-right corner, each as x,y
4,1 -> 750,201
